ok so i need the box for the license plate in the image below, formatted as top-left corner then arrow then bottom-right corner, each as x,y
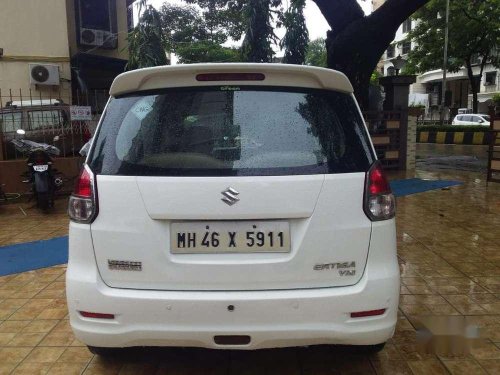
171,221 -> 290,254
33,165 -> 48,172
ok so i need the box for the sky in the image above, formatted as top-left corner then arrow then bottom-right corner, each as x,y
145,0 -> 372,61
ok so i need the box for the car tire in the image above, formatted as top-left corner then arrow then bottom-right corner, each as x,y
87,346 -> 122,357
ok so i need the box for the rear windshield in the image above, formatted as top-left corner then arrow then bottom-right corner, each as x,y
89,86 -> 374,176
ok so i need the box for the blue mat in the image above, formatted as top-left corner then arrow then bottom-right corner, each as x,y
0,236 -> 68,277
390,178 -> 462,197
0,178 -> 461,277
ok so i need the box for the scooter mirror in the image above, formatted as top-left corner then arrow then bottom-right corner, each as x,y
16,129 -> 26,135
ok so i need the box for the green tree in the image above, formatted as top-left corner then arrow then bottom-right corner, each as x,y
176,41 -> 241,63
281,0 -> 309,65
312,0 -> 431,108
127,1 -> 169,70
305,38 -> 327,67
159,2 -> 242,63
241,0 -> 282,62
128,0 -> 433,107
183,0 -> 247,41
405,0 -> 500,113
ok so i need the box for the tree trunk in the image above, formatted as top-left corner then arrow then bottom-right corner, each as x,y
475,52 -> 489,113
466,59 -> 479,113
312,0 -> 430,109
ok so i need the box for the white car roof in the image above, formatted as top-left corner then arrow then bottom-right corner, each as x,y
110,63 -> 354,97
5,99 -> 63,108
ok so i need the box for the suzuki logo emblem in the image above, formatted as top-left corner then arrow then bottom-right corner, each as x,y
221,187 -> 240,206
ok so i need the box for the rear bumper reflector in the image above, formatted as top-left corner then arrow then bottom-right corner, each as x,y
350,309 -> 386,318
79,311 -> 115,320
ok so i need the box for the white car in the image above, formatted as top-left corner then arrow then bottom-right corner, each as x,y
67,63 -> 399,355
452,114 -> 490,126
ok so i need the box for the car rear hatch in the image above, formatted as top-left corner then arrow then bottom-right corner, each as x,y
87,65 -> 376,291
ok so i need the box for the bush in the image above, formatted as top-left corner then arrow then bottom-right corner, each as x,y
417,125 -> 490,132
493,93 -> 500,106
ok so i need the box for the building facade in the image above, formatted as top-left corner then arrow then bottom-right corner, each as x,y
377,0 -> 499,120
0,0 -> 136,167
0,0 -> 135,104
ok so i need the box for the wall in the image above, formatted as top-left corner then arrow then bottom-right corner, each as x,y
0,157 -> 82,194
66,0 -> 131,61
0,0 -> 72,100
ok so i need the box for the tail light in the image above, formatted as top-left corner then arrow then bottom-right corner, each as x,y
363,162 -> 395,221
68,164 -> 98,223
34,151 -> 46,165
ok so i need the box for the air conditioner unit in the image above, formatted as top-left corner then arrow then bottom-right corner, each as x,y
76,0 -> 118,49
29,64 -> 60,86
79,28 -> 116,47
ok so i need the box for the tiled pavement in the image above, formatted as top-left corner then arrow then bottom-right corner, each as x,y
0,169 -> 500,374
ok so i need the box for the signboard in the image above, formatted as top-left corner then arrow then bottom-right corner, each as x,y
70,106 -> 92,121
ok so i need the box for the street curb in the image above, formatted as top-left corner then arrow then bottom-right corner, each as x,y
417,131 -> 491,145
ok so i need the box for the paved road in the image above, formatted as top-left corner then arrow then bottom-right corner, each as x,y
416,143 -> 489,172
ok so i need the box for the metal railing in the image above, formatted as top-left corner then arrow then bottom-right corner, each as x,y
0,89 -> 107,160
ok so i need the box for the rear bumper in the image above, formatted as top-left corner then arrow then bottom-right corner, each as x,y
67,222 -> 399,350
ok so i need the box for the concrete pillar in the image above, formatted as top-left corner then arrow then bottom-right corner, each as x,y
379,75 -> 417,111
379,75 -> 417,170
407,116 -> 417,170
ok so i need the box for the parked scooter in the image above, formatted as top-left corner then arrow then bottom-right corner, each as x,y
11,130 -> 64,210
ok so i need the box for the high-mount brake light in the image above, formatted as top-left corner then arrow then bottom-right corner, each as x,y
363,162 -> 396,221
68,164 -> 98,223
196,73 -> 265,82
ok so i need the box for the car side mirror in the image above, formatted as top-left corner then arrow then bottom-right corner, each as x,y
53,136 -> 60,142
478,119 -> 484,123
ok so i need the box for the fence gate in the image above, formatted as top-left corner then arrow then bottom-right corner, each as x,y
488,110 -> 500,183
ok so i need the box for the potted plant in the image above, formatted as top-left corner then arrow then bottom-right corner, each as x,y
408,103 -> 425,117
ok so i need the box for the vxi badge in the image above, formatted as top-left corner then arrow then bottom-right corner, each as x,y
313,261 -> 356,276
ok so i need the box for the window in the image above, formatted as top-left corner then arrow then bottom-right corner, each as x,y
0,112 -> 22,133
456,116 -> 463,121
402,41 -> 412,55
386,45 -> 395,59
402,19 -> 412,33
27,110 -> 65,130
462,116 -> 472,122
471,55 -> 480,65
90,87 -> 375,176
485,71 -> 497,86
